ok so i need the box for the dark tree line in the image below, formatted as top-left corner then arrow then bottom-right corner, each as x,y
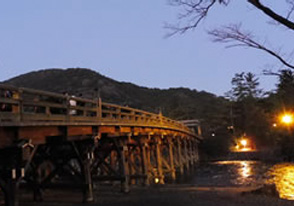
198,70 -> 294,159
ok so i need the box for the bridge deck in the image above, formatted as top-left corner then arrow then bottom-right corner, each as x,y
0,84 -> 199,148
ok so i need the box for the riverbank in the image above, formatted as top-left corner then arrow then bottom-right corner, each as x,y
19,184 -> 294,206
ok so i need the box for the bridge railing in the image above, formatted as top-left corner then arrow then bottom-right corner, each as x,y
0,84 -> 192,134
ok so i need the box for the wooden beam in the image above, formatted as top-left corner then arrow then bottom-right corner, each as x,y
168,137 -> 176,181
155,137 -> 164,184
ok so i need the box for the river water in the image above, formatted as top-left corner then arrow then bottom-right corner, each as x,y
189,160 -> 294,200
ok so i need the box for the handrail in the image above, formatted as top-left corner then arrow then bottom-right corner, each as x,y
0,84 -> 195,136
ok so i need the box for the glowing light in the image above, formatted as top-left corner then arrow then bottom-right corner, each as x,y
281,114 -> 293,125
231,138 -> 254,152
154,177 -> 160,184
273,123 -> 277,127
240,139 -> 247,147
240,147 -> 251,152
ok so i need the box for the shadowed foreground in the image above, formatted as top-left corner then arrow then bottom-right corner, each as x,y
19,185 -> 294,206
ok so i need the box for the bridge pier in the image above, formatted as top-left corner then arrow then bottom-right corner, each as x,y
146,140 -> 152,185
176,137 -> 184,176
155,137 -> 164,184
167,137 -> 176,182
183,138 -> 190,174
119,144 -> 130,193
140,141 -> 150,186
188,139 -> 195,174
82,152 -> 94,202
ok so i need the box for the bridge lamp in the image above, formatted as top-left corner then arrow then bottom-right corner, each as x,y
281,113 -> 293,125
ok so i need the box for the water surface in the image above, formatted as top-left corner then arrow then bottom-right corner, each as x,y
190,160 -> 294,200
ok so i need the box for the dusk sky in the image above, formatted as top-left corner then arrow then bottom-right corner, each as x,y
0,1 -> 293,96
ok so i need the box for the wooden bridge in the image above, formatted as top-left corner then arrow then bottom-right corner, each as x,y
0,84 -> 202,206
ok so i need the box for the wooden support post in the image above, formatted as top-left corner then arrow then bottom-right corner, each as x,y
110,150 -> 116,171
155,137 -> 164,184
189,139 -> 194,168
129,147 -> 136,185
98,98 -> 102,121
2,178 -> 19,206
147,144 -> 152,183
83,152 -> 94,203
168,138 -> 176,182
195,140 -> 199,163
120,145 -> 130,193
141,142 -> 150,186
190,140 -> 195,164
183,138 -> 190,173
32,168 -> 43,202
176,137 -> 184,175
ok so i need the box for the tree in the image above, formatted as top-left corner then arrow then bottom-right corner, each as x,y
277,70 -> 294,104
226,72 -> 262,101
226,72 -> 271,146
168,0 -> 294,69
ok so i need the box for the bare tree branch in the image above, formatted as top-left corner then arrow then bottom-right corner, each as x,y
167,1 -> 294,69
208,24 -> 294,69
286,0 -> 294,20
168,0 -> 294,34
248,0 -> 294,30
262,69 -> 281,76
165,0 -> 229,36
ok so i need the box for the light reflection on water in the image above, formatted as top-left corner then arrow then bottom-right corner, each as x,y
240,161 -> 251,178
192,160 -> 267,187
192,160 -> 294,200
212,160 -> 262,186
265,163 -> 294,200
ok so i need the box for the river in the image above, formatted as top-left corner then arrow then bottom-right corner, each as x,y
188,160 -> 294,200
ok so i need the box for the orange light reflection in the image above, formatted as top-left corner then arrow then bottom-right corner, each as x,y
266,163 -> 294,200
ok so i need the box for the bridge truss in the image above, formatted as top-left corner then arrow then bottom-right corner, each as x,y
0,84 -> 201,206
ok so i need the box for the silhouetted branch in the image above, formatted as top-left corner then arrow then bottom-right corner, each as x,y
248,0 -> 294,30
262,69 -> 281,76
286,0 -> 294,20
165,0 -> 229,37
208,24 -> 294,69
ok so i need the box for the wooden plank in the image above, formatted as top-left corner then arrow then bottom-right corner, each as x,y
22,114 -> 67,122
120,127 -> 131,133
99,126 -> 116,134
67,126 -> 93,136
19,126 -> 61,145
0,113 -> 20,121
69,116 -> 98,122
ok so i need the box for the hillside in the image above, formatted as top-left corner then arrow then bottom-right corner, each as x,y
3,68 -> 230,138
